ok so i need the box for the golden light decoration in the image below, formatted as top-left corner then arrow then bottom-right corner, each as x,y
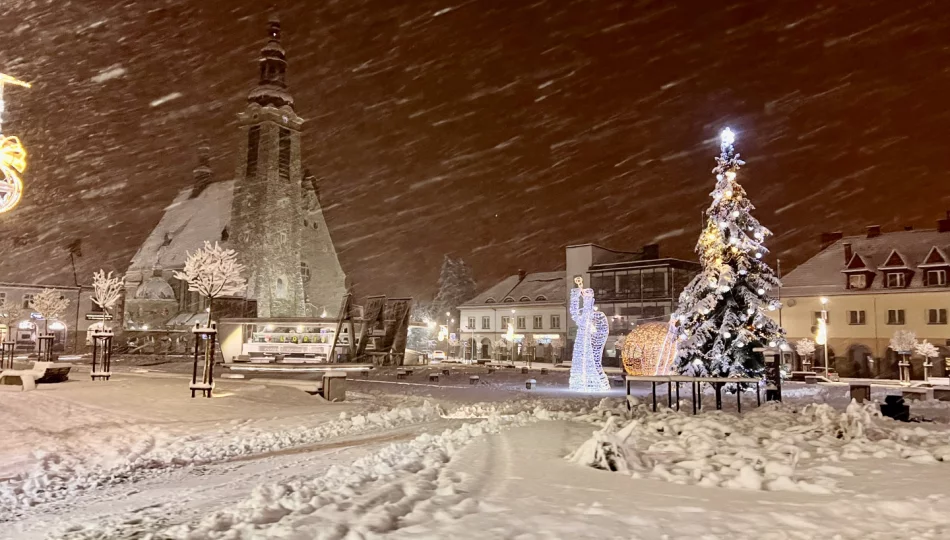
621,321 -> 678,376
0,135 -> 26,212
0,73 -> 31,214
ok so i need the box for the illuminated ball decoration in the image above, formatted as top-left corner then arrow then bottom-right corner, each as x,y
621,322 -> 678,376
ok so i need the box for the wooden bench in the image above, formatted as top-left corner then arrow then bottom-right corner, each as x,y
469,375 -> 479,385
1,361 -> 70,390
901,387 -> 933,401
849,383 -> 872,403
0,372 -> 36,391
933,386 -> 950,402
396,369 -> 407,380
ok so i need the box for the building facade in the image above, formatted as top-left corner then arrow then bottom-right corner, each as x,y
775,215 -> 950,379
458,271 -> 567,362
124,16 -> 347,330
565,243 -> 700,362
0,282 -> 101,352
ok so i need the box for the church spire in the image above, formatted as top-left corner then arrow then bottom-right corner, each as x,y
247,13 -> 295,110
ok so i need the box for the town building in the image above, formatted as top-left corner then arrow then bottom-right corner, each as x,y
776,213 -> 950,379
123,16 -> 347,330
0,282 -> 101,352
458,271 -> 567,362
565,243 -> 700,363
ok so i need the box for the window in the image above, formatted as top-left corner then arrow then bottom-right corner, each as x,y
848,310 -> 866,325
467,317 -> 475,330
814,311 -> 829,325
481,316 -> 490,330
928,309 -> 948,325
535,295 -> 547,301
927,270 -> 948,287
519,296 -> 531,302
245,126 -> 261,179
517,316 -> 526,330
485,298 -> 496,304
503,297 -> 514,303
887,309 -> 905,325
500,316 -> 510,329
22,293 -> 34,309
300,262 -> 311,284
275,277 -> 287,299
551,315 -> 561,329
0,292 -> 5,303
885,273 -> 906,288
278,128 -> 292,181
848,274 -> 867,289
533,315 -> 543,329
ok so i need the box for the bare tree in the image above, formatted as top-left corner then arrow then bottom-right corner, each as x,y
91,270 -> 123,329
174,241 -> 246,324
30,289 -> 70,335
0,297 -> 21,342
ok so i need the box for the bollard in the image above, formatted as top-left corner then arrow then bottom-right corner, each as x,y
526,379 -> 536,390
469,375 -> 479,385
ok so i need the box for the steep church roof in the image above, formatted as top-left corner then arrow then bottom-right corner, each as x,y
127,180 -> 234,271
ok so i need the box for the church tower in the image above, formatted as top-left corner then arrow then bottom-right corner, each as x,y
229,15 -> 308,317
229,15 -> 348,318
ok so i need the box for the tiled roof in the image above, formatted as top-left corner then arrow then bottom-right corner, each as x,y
782,229 -> 950,296
463,271 -> 566,306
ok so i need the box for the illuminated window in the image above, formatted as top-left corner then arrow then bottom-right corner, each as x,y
848,274 -> 866,289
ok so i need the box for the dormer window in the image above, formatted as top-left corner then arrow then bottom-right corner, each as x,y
926,269 -> 947,287
503,297 -> 514,303
885,273 -> 906,288
848,274 -> 867,289
519,296 -> 531,302
485,298 -> 496,304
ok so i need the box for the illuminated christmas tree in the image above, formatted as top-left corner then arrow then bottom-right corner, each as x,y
671,128 -> 784,377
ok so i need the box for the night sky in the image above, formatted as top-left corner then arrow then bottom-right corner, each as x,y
1,0 -> 949,299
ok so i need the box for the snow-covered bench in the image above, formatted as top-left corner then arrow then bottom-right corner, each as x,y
625,375 -> 761,414
901,387 -> 933,401
0,372 -> 36,391
0,361 -> 70,391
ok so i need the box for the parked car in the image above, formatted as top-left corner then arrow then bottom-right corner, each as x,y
431,350 -> 447,362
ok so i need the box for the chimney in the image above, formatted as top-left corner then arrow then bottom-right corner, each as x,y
819,231 -> 843,251
938,210 -> 950,233
843,242 -> 853,265
641,244 -> 660,260
517,269 -> 527,281
866,225 -> 881,238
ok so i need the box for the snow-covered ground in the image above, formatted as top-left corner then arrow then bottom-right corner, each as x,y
4,368 -> 950,539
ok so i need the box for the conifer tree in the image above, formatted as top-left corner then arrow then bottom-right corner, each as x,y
672,128 -> 785,377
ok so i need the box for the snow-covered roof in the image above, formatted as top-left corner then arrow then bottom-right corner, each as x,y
133,276 -> 176,300
782,228 -> 950,296
462,271 -> 566,307
128,181 -> 234,272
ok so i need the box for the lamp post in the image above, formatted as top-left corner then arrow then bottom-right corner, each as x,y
820,297 -> 829,377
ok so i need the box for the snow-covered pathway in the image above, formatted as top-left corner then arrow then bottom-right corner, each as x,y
2,419 -> 462,540
393,418 -> 950,539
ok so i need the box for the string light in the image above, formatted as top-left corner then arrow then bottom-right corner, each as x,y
622,321 -> 677,376
0,73 -> 31,214
568,282 -> 610,392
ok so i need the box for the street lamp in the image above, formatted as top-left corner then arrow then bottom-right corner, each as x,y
819,297 -> 829,377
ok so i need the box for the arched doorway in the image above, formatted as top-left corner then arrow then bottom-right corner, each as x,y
845,344 -> 874,378
480,338 -> 491,360
883,348 -> 903,379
